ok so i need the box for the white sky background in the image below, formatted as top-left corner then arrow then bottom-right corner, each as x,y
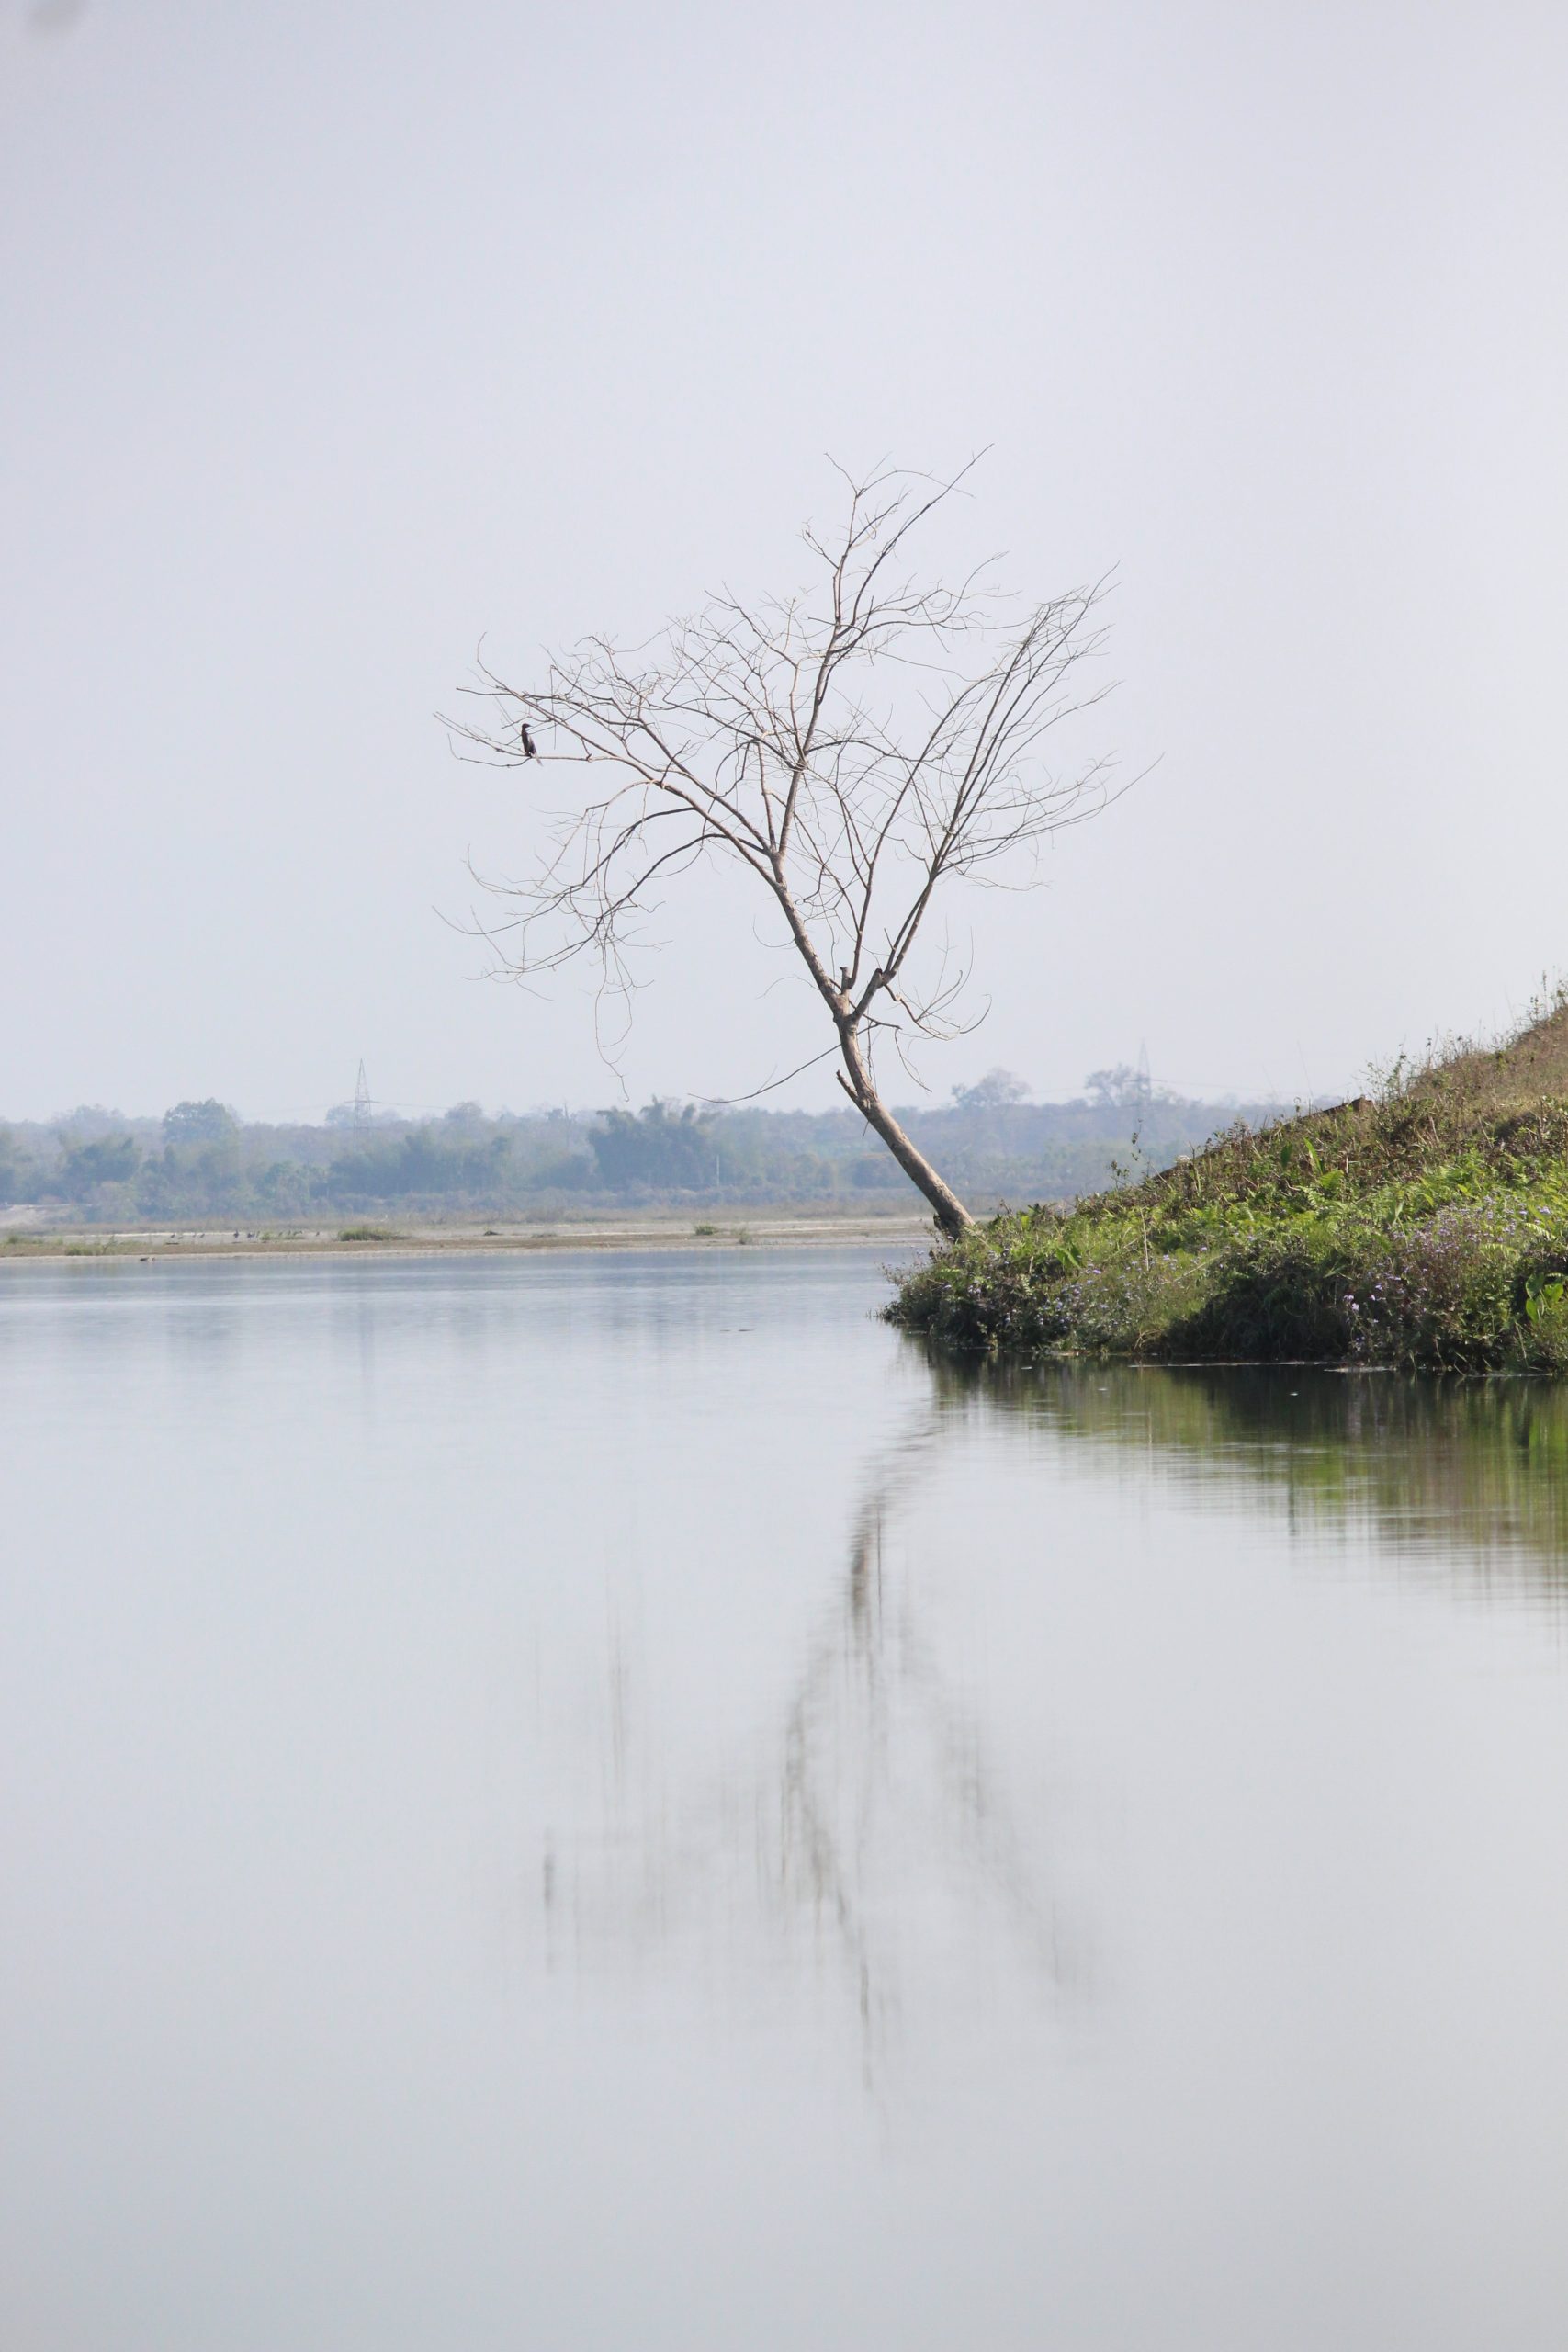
2,0 -> 1564,1122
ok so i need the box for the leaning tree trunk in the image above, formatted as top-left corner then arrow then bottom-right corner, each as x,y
835,1028 -> 973,1241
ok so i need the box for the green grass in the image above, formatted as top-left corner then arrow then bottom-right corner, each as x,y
889,994 -> 1568,1372
337,1225 -> 401,1243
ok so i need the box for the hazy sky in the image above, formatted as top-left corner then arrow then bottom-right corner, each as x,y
4,0 -> 1565,1121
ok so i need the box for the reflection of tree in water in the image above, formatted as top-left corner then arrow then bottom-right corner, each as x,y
931,1355 -> 1568,1593
540,1408 -> 1087,2083
536,1357 -> 1568,2076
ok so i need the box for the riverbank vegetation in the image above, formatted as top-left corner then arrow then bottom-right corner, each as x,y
889,1000 -> 1568,1372
0,1069 -> 1276,1228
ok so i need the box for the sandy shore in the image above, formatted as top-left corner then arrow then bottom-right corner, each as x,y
0,1210 -> 937,1263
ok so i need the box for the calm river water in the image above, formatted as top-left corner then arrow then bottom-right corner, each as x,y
6,1248 -> 1568,2350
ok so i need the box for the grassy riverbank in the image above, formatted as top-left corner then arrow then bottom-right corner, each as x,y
889,1000 -> 1568,1371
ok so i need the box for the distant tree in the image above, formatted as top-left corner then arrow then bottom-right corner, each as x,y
56,1134 -> 141,1198
323,1125 -> 513,1204
589,1102 -> 717,1192
163,1099 -> 239,1145
54,1104 -> 130,1141
851,1153 -> 911,1190
950,1067 -> 1032,1109
1084,1064 -> 1151,1112
325,1101 -> 399,1130
525,1152 -> 593,1193
254,1160 -> 312,1214
447,462 -> 1119,1238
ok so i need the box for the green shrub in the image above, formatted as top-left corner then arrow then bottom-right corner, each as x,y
888,1054 -> 1568,1373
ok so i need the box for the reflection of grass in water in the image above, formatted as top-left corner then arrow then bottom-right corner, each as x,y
931,1355 -> 1568,1577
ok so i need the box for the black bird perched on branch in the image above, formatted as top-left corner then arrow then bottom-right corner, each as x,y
519,720 -> 538,759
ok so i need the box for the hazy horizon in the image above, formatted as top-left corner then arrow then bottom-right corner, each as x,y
5,1 -> 1565,1124
5,1063 -> 1287,1131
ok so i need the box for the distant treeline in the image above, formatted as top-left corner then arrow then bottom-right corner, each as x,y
0,1068 -> 1286,1223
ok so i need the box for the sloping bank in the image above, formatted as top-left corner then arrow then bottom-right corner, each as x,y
887,1004 -> 1568,1373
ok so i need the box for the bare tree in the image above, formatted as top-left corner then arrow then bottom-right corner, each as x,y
446,462 -> 1117,1237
